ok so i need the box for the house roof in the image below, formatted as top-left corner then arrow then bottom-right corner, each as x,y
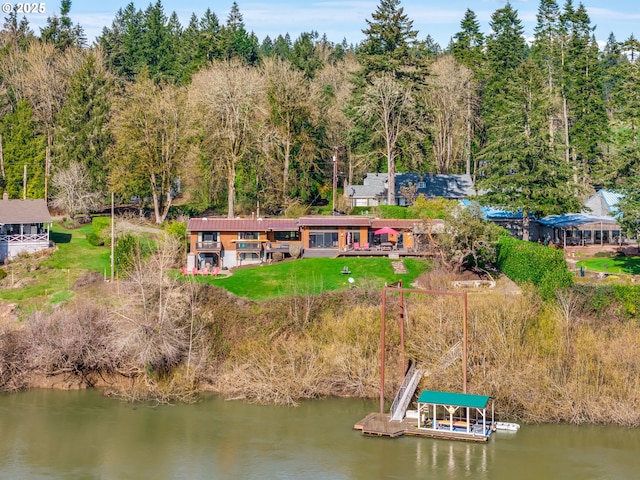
347,173 -> 479,200
0,199 -> 52,224
583,190 -> 623,217
187,218 -> 298,232
370,218 -> 442,230
417,390 -> 491,409
537,213 -> 619,228
297,216 -> 371,227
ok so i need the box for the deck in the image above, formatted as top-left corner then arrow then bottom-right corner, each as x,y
354,413 -> 490,443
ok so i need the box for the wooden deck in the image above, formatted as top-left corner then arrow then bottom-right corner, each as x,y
354,413 -> 490,443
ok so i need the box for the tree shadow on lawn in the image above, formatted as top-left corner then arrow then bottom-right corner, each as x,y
50,231 -> 72,244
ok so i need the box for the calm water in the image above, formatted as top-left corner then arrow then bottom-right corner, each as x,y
0,389 -> 639,479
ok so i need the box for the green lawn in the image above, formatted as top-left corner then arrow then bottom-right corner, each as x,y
576,256 -> 640,275
179,257 -> 430,301
0,222 -> 111,307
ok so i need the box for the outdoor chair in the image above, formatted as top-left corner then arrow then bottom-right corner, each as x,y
353,242 -> 360,250
192,267 -> 198,275
181,267 -> 187,276
212,267 -> 220,276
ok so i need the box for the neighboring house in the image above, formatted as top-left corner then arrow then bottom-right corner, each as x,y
346,173 -> 479,207
582,189 -> 623,217
0,193 -> 53,262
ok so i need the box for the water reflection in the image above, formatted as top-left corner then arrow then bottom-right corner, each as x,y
1,391 -> 639,479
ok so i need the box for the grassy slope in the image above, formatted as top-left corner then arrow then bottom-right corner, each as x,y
180,257 -> 429,301
0,223 -> 111,308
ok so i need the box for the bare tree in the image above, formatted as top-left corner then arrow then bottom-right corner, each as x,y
420,56 -> 477,174
110,73 -> 191,224
357,73 -> 414,205
189,60 -> 266,218
1,40 -> 83,198
110,235 -> 201,378
50,161 -> 101,219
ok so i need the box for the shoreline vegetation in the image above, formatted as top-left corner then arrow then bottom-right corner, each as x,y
1,221 -> 640,427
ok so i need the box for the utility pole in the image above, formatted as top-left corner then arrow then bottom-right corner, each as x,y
110,191 -> 115,282
332,147 -> 338,215
23,165 -> 27,199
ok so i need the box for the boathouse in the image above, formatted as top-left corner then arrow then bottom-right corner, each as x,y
416,390 -> 494,442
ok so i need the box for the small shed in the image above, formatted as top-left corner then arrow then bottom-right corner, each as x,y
0,195 -> 52,261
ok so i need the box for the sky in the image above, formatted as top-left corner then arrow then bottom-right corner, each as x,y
17,0 -> 640,49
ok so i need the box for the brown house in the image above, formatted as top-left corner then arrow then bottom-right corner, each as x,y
187,217 -> 300,270
186,216 -> 441,270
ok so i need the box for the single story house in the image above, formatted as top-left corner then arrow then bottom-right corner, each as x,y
187,216 -> 444,270
346,173 -> 479,207
0,194 -> 53,262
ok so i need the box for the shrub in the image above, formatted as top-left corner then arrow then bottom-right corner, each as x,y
86,232 -> 105,246
497,236 -> 572,299
0,269 -> 6,281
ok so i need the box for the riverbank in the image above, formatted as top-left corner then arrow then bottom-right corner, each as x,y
2,267 -> 640,427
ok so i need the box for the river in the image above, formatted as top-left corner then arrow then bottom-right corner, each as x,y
0,389 -> 638,479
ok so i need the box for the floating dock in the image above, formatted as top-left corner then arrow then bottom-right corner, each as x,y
354,412 -> 491,443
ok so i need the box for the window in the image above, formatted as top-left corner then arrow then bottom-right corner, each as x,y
238,232 -> 259,240
274,231 -> 300,241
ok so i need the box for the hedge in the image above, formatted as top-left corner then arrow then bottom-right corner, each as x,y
496,236 -> 573,299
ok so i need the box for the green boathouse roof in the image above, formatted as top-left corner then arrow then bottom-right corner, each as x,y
417,390 -> 491,409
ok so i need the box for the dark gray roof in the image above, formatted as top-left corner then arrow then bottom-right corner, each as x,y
347,173 -> 479,200
0,199 -> 52,224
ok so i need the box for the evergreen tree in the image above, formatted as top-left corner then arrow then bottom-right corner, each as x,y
1,10 -> 35,52
219,2 -> 259,65
198,8 -> 222,62
40,0 -> 86,50
272,34 -> 292,60
98,3 -> 145,80
478,60 -> 581,240
291,32 -> 322,78
358,0 -> 419,79
54,52 -> 112,193
0,101 -> 46,198
562,2 -> 609,186
140,1 -> 177,82
451,9 -> 485,72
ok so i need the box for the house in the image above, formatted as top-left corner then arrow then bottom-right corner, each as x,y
346,173 -> 479,207
186,217 -> 300,270
0,193 -> 53,262
186,215 -> 444,269
583,189 -> 623,217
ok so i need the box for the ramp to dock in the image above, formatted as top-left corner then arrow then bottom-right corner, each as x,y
389,363 -> 423,421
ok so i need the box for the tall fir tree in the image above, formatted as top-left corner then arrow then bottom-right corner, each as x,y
53,52 -> 112,194
358,0 -> 419,79
561,2 -> 609,187
40,0 -> 86,50
0,101 -> 46,198
450,9 -> 485,73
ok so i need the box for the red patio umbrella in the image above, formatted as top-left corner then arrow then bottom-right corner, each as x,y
374,227 -> 399,235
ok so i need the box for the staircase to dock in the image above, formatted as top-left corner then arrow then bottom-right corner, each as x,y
389,363 -> 423,421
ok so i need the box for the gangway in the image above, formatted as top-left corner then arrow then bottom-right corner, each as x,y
389,363 -> 423,421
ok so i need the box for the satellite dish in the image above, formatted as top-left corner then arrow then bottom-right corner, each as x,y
348,277 -> 355,284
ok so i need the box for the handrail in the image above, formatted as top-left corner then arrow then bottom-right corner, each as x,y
0,233 -> 49,243
389,363 -> 422,421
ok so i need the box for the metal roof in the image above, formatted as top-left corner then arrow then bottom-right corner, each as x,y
297,216 -> 371,227
0,199 -> 52,224
187,218 -> 298,232
537,213 -> 619,228
346,173 -> 481,200
583,190 -> 623,217
417,390 -> 491,409
370,218 -> 442,230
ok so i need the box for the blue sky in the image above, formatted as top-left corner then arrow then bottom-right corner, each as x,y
22,1 -> 640,48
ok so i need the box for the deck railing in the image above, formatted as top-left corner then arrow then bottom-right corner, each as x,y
0,233 -> 49,243
196,241 -> 222,250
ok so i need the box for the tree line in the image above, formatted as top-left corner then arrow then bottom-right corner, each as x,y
0,0 -> 639,231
